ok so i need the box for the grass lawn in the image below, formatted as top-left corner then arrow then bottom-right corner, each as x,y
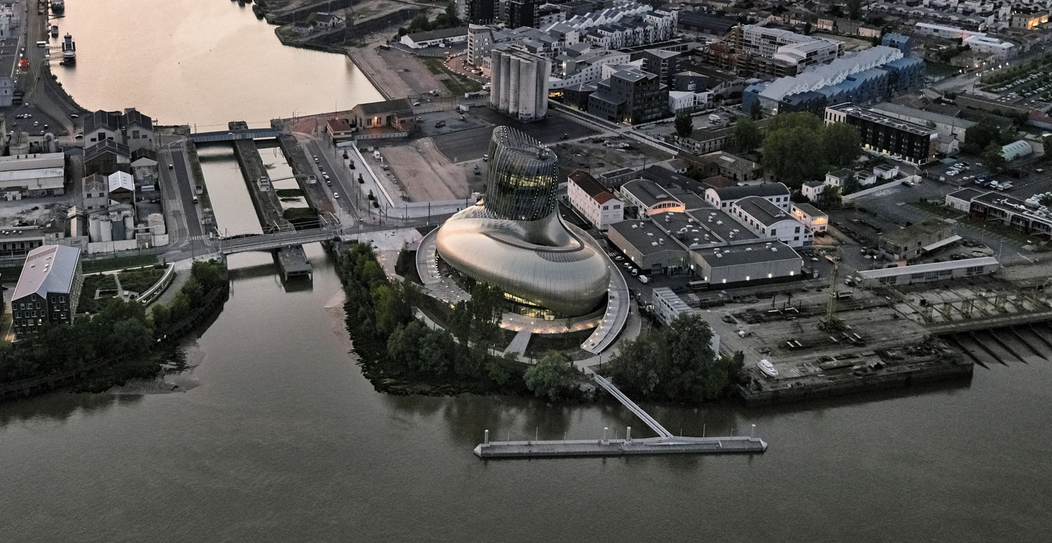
83,254 -> 160,274
78,274 -> 119,314
119,267 -> 166,294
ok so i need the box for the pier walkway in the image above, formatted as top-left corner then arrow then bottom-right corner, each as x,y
474,436 -> 768,459
593,374 -> 673,439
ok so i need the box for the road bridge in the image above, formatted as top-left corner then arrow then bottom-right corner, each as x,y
218,228 -> 341,255
189,128 -> 283,143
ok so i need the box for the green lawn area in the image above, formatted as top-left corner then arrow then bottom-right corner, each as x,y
118,267 -> 166,294
421,58 -> 483,96
78,274 -> 119,314
83,254 -> 160,274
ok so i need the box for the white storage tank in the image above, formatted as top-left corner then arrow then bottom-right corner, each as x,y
99,219 -> 113,242
89,216 -> 102,242
124,215 -> 135,240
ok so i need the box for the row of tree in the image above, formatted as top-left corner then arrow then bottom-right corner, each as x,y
605,314 -> 744,403
336,243 -> 534,396
757,113 -> 863,188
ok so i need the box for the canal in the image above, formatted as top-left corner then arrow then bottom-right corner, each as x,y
3,2 -> 1051,541
197,144 -> 264,237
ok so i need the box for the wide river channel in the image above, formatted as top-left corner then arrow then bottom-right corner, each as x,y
3,2 -> 1052,540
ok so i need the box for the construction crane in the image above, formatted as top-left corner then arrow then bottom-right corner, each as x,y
821,246 -> 845,332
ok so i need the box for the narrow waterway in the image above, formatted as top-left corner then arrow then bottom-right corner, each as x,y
53,0 -> 382,128
197,144 -> 263,236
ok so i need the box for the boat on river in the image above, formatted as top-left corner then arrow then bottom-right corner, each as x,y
757,359 -> 778,378
61,33 -> 75,65
51,0 -> 64,14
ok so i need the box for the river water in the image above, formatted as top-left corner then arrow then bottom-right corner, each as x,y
4,3 -> 1052,541
52,0 -> 382,129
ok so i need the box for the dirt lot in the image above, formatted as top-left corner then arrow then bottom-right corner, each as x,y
347,42 -> 447,100
379,138 -> 478,201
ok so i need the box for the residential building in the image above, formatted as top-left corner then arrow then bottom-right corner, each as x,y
490,46 -> 551,122
10,245 -> 84,338
504,0 -> 539,28
551,49 -> 631,89
801,181 -> 826,202
81,173 -> 109,211
729,196 -> 812,247
870,102 -> 975,147
1010,7 -> 1050,29
83,109 -> 154,151
642,49 -> 680,86
704,24 -> 842,78
825,103 -> 939,165
743,46 -> 925,116
567,170 -> 623,229
703,183 -> 791,211
588,67 -> 668,124
462,0 -> 497,24
130,149 -> 159,187
790,202 -> 828,233
878,219 -> 956,260
668,90 -> 712,113
677,11 -> 736,37
307,12 -> 345,30
881,33 -> 914,56
83,140 -> 131,177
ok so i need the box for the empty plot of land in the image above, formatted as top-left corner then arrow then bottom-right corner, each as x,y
433,126 -> 493,163
382,138 -> 470,201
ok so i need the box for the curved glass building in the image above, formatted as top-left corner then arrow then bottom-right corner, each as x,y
436,127 -> 610,316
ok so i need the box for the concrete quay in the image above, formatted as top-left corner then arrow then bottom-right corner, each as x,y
231,139 -> 294,233
474,436 -> 768,459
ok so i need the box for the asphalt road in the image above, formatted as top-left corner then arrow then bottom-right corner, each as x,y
304,139 -> 357,223
167,145 -> 203,239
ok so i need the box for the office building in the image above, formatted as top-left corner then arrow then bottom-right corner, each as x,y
10,245 -> 84,338
588,67 -> 668,124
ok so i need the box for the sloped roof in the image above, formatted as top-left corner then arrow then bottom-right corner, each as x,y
569,169 -> 616,204
108,171 -> 135,193
709,182 -> 790,201
84,110 -> 121,135
11,245 -> 81,302
354,98 -> 413,117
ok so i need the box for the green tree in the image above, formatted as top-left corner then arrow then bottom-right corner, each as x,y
762,126 -> 825,188
674,114 -> 694,138
962,122 -> 1004,155
408,13 -> 431,32
765,111 -> 823,133
748,100 -> 762,120
847,0 -> 862,20
981,143 -> 1007,172
607,313 -> 737,402
733,117 -> 763,153
816,185 -> 843,210
821,122 -> 862,168
523,352 -> 578,401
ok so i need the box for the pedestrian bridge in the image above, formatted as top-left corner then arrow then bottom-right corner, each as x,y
189,128 -> 283,143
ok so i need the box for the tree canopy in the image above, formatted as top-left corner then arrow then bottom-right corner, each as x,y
674,114 -> 694,138
761,112 -> 862,188
732,117 -> 763,153
606,313 -> 743,403
524,352 -> 579,401
962,122 -> 1010,155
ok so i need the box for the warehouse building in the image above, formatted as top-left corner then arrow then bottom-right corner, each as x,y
854,257 -> 999,288
690,241 -> 802,287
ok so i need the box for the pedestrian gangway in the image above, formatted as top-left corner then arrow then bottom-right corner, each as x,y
593,374 -> 673,439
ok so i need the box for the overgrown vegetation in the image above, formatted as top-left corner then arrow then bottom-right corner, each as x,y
0,260 -> 227,391
336,243 -> 533,396
761,112 -> 861,188
604,313 -> 743,403
117,267 -> 166,294
82,254 -> 159,274
78,274 -> 120,314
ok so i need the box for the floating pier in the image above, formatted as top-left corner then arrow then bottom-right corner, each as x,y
276,245 -> 312,280
475,374 -> 768,459
474,435 -> 767,459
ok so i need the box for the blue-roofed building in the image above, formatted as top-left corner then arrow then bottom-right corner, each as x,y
743,46 -> 925,116
881,33 -> 913,56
